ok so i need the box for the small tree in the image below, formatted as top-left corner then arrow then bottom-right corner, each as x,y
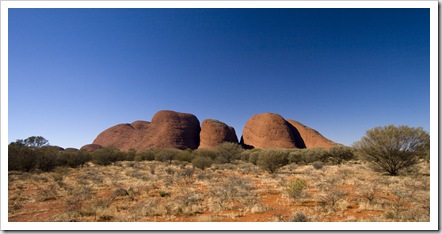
353,125 -> 430,176
23,136 -> 49,148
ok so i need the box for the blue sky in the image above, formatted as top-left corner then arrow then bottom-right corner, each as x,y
8,8 -> 430,149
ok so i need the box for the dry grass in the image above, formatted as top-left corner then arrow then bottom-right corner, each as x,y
8,160 -> 430,222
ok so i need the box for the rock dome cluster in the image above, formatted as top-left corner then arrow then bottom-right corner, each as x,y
82,110 -> 337,151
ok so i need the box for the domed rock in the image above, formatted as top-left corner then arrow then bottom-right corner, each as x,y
131,120 -> 150,130
145,110 -> 201,150
80,144 -> 103,151
92,123 -> 148,151
241,113 -> 300,149
64,147 -> 80,152
286,120 -> 337,149
199,119 -> 238,148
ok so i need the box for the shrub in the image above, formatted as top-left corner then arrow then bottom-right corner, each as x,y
175,149 -> 195,162
256,149 -> 288,173
134,149 -> 156,161
286,178 -> 307,199
91,148 -> 122,166
328,146 -> 355,164
214,142 -> 244,164
155,148 -> 180,164
291,212 -> 309,222
8,143 -> 37,171
124,149 -> 137,161
353,125 -> 430,176
305,147 -> 329,163
288,149 -> 307,164
194,148 -> 218,160
247,150 -> 261,165
312,161 -> 324,170
192,156 -> 213,170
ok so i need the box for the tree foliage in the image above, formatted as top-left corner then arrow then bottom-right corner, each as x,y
353,125 -> 430,176
21,136 -> 49,148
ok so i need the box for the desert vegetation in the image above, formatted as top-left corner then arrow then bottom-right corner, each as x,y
8,125 -> 430,222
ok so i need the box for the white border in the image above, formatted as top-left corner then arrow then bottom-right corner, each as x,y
1,1 -> 438,231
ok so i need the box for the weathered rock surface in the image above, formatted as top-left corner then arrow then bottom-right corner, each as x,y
80,144 -> 103,151
88,110 -> 337,151
144,110 -> 201,150
64,148 -> 80,152
240,113 -> 302,149
93,123 -> 146,151
286,120 -> 337,149
92,110 -> 200,151
240,113 -> 337,149
199,119 -> 238,148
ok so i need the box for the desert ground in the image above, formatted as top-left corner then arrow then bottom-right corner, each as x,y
8,159 -> 429,222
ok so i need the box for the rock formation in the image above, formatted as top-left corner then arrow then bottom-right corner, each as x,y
241,113 -> 337,149
286,120 -> 337,149
91,110 -> 200,151
80,144 -> 103,151
144,110 -> 201,150
199,119 -> 238,148
87,110 -> 338,152
241,113 -> 302,149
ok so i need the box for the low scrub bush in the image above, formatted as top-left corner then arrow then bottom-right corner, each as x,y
192,156 -> 213,170
286,178 -> 308,199
155,148 -> 181,164
175,149 -> 195,162
256,149 -> 289,174
312,161 -> 324,170
91,148 -> 123,166
214,142 -> 244,164
134,149 -> 156,161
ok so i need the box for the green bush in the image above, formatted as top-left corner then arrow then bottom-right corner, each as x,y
328,146 -> 355,164
286,178 -> 307,199
312,161 -> 324,170
155,148 -> 181,164
305,147 -> 330,163
353,125 -> 430,176
124,149 -> 137,161
176,149 -> 195,162
192,156 -> 213,170
134,149 -> 156,161
91,148 -> 122,166
214,142 -> 244,164
256,149 -> 289,174
60,151 -> 91,168
288,149 -> 307,164
248,151 -> 260,165
194,148 -> 218,160
8,143 -> 37,172
35,146 -> 62,172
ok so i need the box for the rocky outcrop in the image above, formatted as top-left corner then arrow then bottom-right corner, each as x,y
144,110 -> 201,150
286,120 -> 337,149
92,123 -> 147,151
241,113 -> 303,149
88,110 -> 338,152
199,119 -> 238,148
80,144 -> 103,151
91,110 -> 200,151
241,113 -> 337,149
64,148 -> 80,152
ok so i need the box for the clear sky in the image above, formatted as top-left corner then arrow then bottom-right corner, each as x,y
8,8 -> 430,149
